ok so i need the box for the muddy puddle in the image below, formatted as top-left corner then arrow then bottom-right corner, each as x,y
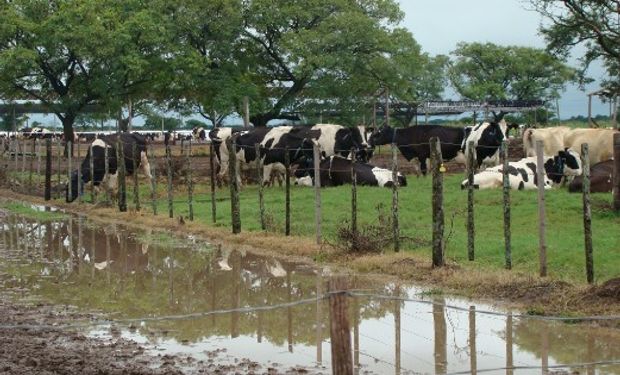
0,205 -> 619,374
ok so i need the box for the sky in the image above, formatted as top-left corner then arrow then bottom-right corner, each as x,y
396,0 -> 611,119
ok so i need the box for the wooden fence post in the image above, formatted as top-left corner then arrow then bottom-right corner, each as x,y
209,141 -> 216,223
88,143 -> 95,203
29,138 -> 35,188
76,140 -> 82,203
581,143 -> 594,284
255,143 -> 266,230
469,306 -> 477,374
466,141 -> 475,261
132,143 -> 140,211
166,143 -> 173,218
36,138 -> 41,176
21,139 -> 26,187
117,139 -> 127,212
149,144 -> 158,215
613,133 -> 620,211
187,139 -> 194,221
45,139 -> 51,201
430,137 -> 445,268
285,146 -> 291,236
535,140 -> 547,277
104,145 -> 110,205
56,138 -> 62,187
227,139 -> 241,234
67,141 -> 72,202
351,148 -> 357,244
328,278 -> 353,375
391,143 -> 400,252
502,140 -> 512,270
313,142 -> 322,245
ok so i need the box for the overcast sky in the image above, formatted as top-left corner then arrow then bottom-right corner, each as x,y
396,0 -> 610,118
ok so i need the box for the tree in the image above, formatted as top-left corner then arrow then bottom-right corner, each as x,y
530,0 -> 620,93
0,0 -> 179,148
448,42 -> 577,102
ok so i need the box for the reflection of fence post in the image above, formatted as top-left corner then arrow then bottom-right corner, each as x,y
227,139 -> 241,234
315,272 -> 323,364
506,314 -> 513,375
132,143 -> 140,211
328,277 -> 353,375
394,285 -> 401,375
255,143 -> 266,230
469,306 -> 477,374
581,143 -> 594,283
535,140 -> 547,277
209,142 -> 217,223
45,139 -> 51,200
149,144 -> 157,215
313,142 -> 322,245
117,139 -> 127,212
391,143 -> 400,252
466,141 -> 475,261
166,143 -> 173,218
67,141 -> 72,202
187,140 -> 194,221
285,146 -> 291,236
430,137 -> 445,267
433,298 -> 447,375
502,140 -> 511,269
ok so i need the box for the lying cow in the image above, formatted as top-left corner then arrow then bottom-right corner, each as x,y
460,149 -> 581,190
295,156 -> 407,187
66,132 -> 152,202
568,159 -> 614,193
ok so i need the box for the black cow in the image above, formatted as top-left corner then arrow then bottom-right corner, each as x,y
369,125 -> 467,175
295,156 -> 407,187
568,159 -> 614,193
66,133 -> 151,202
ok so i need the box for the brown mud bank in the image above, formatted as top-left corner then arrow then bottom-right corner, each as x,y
1,187 -> 619,321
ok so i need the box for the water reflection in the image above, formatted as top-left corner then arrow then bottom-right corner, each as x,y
0,210 -> 619,374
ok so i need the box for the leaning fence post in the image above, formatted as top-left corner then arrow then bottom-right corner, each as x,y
186,139 -> 194,221
501,140 -> 512,269
430,137 -> 445,267
45,139 -> 52,200
535,140 -> 547,277
117,138 -> 127,212
351,148 -> 358,246
255,143 -> 266,230
581,143 -> 594,284
132,143 -> 140,211
328,277 -> 353,375
209,141 -> 216,223
313,142 -> 322,245
67,141 -> 73,202
166,142 -> 173,218
284,146 -> 291,236
148,144 -> 157,215
227,138 -> 241,234
391,143 -> 400,252
466,141 -> 475,261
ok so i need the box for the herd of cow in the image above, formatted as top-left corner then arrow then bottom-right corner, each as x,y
60,115 -> 617,202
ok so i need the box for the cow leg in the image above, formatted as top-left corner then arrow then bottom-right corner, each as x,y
420,158 -> 428,176
262,164 -> 273,186
140,151 -> 152,180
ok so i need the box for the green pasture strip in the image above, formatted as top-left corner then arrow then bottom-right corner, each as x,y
0,201 -> 67,221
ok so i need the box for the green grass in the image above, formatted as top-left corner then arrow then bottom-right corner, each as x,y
0,201 -> 67,221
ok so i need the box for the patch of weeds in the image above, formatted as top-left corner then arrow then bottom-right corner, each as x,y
334,203 -> 393,254
263,210 -> 279,233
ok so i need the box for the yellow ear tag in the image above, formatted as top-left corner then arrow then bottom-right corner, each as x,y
439,164 -> 446,173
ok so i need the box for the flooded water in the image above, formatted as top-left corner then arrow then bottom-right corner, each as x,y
0,205 -> 619,374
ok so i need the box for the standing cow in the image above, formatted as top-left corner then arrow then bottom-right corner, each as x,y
462,112 -> 519,170
66,132 -> 152,202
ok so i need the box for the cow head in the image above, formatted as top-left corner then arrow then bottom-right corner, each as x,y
544,148 -> 582,184
368,125 -> 394,147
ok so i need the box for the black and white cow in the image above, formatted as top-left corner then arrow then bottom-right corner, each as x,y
460,148 -> 581,190
568,159 -> 614,193
461,112 -> 519,170
368,124 -> 468,175
208,127 -> 246,185
27,127 -> 54,139
295,155 -> 406,187
192,127 -> 208,142
66,132 -> 152,202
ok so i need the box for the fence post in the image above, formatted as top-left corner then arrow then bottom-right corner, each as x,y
149,144 -> 157,215
313,142 -> 322,245
391,143 -> 400,252
255,143 -> 266,230
88,143 -> 95,203
466,141 -> 475,261
430,137 -> 445,268
351,148 -> 357,246
76,140 -> 82,203
36,138 -> 41,176
613,133 -> 620,211
29,138 -> 35,188
132,143 -> 140,211
227,138 -> 241,234
67,141 -> 72,202
56,139 -> 62,187
209,141 -> 216,223
187,139 -> 194,221
45,139 -> 51,200
117,138 -> 127,212
104,144 -> 110,205
328,278 -> 353,375
469,306 -> 477,374
535,140 -> 547,277
285,146 -> 291,236
166,142 -> 173,218
581,143 -> 594,284
21,139 -> 26,187
502,140 -> 512,270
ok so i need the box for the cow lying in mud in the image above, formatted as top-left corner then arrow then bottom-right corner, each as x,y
66,133 -> 152,202
295,156 -> 407,187
460,149 -> 581,190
